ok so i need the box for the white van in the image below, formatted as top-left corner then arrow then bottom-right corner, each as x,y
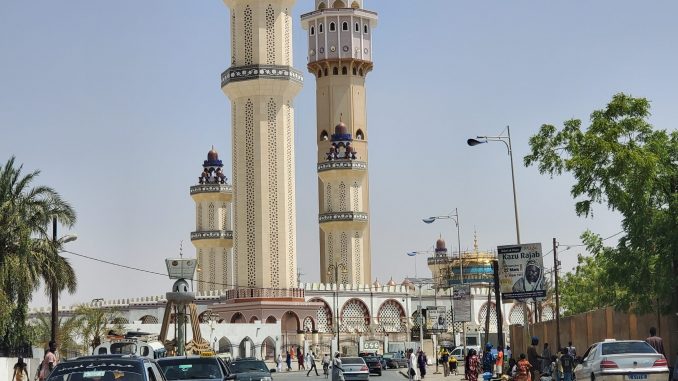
94,338 -> 166,359
450,346 -> 481,362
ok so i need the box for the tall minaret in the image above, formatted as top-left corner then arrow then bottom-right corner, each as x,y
190,147 -> 234,292
221,0 -> 303,290
301,0 -> 377,285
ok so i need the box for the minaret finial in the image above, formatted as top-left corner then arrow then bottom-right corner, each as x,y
473,229 -> 478,253
339,113 -> 343,123
179,240 -> 184,258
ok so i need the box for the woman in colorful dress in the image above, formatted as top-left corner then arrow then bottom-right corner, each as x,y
515,353 -> 532,381
467,349 -> 480,381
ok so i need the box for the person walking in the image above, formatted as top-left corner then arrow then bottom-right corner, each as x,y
527,337 -> 541,381
299,349 -> 306,370
286,351 -> 292,371
565,342 -> 576,358
332,352 -> 344,381
408,349 -> 418,381
307,352 -> 319,376
496,346 -> 504,376
440,348 -> 450,377
277,353 -> 283,373
541,343 -> 552,375
560,348 -> 575,381
322,354 -> 331,378
467,349 -> 480,381
417,351 -> 427,380
646,327 -> 665,357
38,341 -> 58,381
12,358 -> 30,381
506,346 -> 512,360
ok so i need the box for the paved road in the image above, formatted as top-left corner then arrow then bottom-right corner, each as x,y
270,365 -> 467,381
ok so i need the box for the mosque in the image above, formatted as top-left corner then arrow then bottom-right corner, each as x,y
31,0 -> 556,360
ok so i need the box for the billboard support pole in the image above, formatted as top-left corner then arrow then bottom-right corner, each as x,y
492,260 -> 504,350
554,238 -> 561,351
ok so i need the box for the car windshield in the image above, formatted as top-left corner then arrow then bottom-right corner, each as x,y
47,360 -> 144,381
382,354 -> 393,359
158,358 -> 223,380
601,342 -> 656,355
342,358 -> 364,365
363,357 -> 378,362
229,361 -> 268,373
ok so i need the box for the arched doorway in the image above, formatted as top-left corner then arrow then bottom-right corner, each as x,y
218,337 -> 232,354
139,315 -> 158,324
261,336 -> 276,360
377,299 -> 406,333
231,312 -> 246,323
239,337 -> 255,359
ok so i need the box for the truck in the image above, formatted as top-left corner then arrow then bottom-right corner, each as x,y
93,332 -> 166,359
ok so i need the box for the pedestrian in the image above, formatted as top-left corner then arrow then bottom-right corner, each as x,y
527,337 -> 541,381
38,341 -> 58,381
305,352 -> 311,370
322,354 -> 330,378
496,346 -> 505,376
565,342 -> 576,358
441,348 -> 450,377
645,327 -> 665,357
299,349 -> 306,370
417,350 -> 427,379
306,352 -> 319,377
277,353 -> 283,373
541,343 -> 552,375
560,348 -> 575,381
506,346 -> 512,361
449,355 -> 458,376
12,357 -> 30,381
467,349 -> 480,381
408,349 -> 418,381
482,343 -> 496,376
286,351 -> 292,371
332,352 -> 344,381
508,358 -> 517,379
515,354 -> 532,381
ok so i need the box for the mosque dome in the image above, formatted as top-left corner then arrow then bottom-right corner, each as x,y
373,279 -> 381,288
207,147 -> 219,161
386,278 -> 397,286
334,121 -> 348,135
436,238 -> 446,250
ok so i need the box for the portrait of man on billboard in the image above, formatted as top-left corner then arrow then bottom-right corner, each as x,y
512,259 -> 544,293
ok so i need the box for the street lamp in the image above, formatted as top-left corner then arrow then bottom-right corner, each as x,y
422,209 -> 465,362
327,263 -> 347,355
467,126 -> 520,244
406,251 -> 430,278
51,217 -> 78,344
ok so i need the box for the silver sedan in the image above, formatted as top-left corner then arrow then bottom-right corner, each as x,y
340,357 -> 370,381
574,339 -> 669,381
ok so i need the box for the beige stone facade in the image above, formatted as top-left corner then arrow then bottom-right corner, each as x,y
302,0 -> 378,285
222,0 -> 302,290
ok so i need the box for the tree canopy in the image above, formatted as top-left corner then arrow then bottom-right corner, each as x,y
524,93 -> 678,314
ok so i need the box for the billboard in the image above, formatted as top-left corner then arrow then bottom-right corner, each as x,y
452,284 -> 471,322
427,306 -> 447,332
497,242 -> 546,302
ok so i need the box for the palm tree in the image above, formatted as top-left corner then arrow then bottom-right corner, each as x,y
30,313 -> 83,358
72,304 -> 124,354
0,156 -> 77,352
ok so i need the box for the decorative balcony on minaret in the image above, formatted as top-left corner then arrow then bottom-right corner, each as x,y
190,147 -> 234,293
302,0 -> 377,285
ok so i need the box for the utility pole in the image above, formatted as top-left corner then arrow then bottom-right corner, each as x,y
554,238 -> 561,351
492,260 -> 504,349
51,217 -> 58,344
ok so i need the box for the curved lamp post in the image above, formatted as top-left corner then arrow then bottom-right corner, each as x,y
467,126 -> 520,244
422,208 -> 463,283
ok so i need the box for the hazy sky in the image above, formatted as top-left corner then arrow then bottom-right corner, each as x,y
2,1 -> 676,308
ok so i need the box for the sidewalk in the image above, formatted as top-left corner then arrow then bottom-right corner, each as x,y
398,366 -> 467,381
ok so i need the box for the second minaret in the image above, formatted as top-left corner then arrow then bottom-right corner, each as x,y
302,0 -> 378,285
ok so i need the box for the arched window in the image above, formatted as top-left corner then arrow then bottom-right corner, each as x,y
317,70 -> 322,78
364,24 -> 368,34
318,2 -> 326,10
355,22 -> 360,32
342,22 -> 348,31
332,0 -> 346,8
351,1 -> 360,9
320,130 -> 329,141
355,129 -> 364,140
333,67 -> 338,75
359,68 -> 363,76
319,23 -> 324,33
310,26 -> 315,35
352,67 -> 357,75
342,66 -> 347,75
329,22 -> 336,32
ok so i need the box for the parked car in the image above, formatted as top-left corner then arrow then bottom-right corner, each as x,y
339,357 -> 369,381
227,358 -> 273,381
450,346 -> 481,362
158,355 -> 231,381
46,354 -> 166,381
360,355 -> 383,376
574,339 -> 669,381
382,352 -> 408,368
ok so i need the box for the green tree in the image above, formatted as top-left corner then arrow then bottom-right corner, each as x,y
30,313 -> 83,358
524,93 -> 678,314
0,156 -> 77,352
72,304 -> 123,354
